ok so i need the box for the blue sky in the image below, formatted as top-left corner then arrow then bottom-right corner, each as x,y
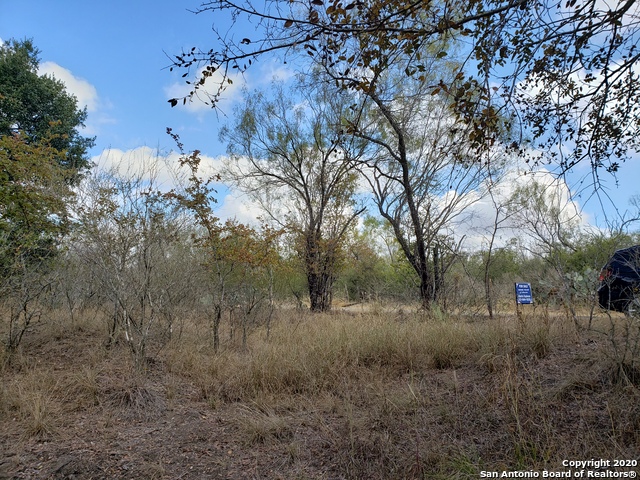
2,0 -> 639,233
1,0 -> 294,223
1,0 -> 247,154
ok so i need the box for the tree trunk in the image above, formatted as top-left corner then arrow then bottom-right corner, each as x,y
305,232 -> 335,312
418,267 -> 434,311
307,268 -> 333,312
484,249 -> 495,320
433,244 -> 441,304
485,275 -> 494,319
212,304 -> 222,353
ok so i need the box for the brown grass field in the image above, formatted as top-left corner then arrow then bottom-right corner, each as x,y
1,305 -> 639,479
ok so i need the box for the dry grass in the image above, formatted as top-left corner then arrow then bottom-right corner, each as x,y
3,368 -> 61,439
176,311 -> 499,402
233,404 -> 294,445
170,309 -> 576,405
1,306 -> 639,479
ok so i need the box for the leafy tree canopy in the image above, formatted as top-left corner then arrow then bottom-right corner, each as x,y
0,38 -> 94,173
168,0 -> 640,182
0,39 -> 92,279
0,132 -> 74,279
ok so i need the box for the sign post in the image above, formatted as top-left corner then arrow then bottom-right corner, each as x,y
514,282 -> 533,323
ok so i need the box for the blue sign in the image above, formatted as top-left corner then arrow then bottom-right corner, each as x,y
515,283 -> 533,304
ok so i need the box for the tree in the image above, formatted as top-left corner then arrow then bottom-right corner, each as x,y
0,133 -> 74,270
204,220 -> 281,350
220,78 -> 364,312
0,131 -> 75,353
169,0 -> 640,182
509,177 -> 583,264
340,59 -> 501,309
1,39 -> 94,281
165,133 -> 281,350
72,157 -> 190,370
0,39 -> 94,173
475,172 -> 520,318
0,39 -> 94,353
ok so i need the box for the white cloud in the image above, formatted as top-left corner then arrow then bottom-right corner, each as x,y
88,147 -> 263,225
90,147 -> 177,191
258,59 -> 296,84
457,167 -> 589,251
91,146 -> 229,191
37,61 -> 115,136
87,146 -> 595,249
214,193 -> 263,226
38,61 -> 99,112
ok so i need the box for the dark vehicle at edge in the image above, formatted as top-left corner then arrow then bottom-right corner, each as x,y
597,245 -> 640,313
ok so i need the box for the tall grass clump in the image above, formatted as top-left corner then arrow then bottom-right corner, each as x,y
425,321 -> 482,369
6,368 -> 60,438
60,364 -> 102,410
